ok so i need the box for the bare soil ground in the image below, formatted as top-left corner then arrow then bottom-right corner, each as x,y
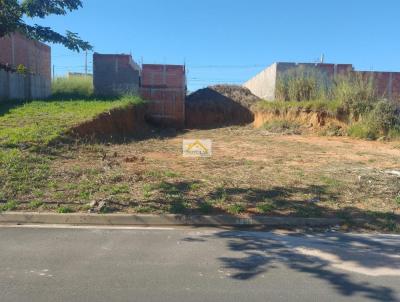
11,126 -> 400,231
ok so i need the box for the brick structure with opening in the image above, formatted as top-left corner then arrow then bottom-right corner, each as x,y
140,64 -> 186,128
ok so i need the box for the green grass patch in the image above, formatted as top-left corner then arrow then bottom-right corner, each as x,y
110,184 -> 130,195
319,176 -> 343,193
142,183 -> 154,199
388,128 -> 400,140
347,122 -> 378,140
164,171 -> 180,178
256,201 -> 275,213
198,200 -> 214,214
29,200 -> 44,209
169,200 -> 187,214
0,200 -> 18,211
189,182 -> 201,191
227,203 -> 246,215
146,170 -> 180,179
0,96 -> 143,147
0,148 -> 50,199
57,206 -> 74,213
134,206 -> 153,213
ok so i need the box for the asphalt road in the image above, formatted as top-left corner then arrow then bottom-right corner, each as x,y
1,225 -> 399,302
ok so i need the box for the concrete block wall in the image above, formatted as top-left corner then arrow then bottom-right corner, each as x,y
93,53 -> 140,96
0,70 -> 50,101
243,63 -> 277,100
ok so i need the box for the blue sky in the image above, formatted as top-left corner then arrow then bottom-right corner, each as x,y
34,0 -> 400,91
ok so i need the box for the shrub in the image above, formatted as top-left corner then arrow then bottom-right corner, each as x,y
388,127 -> 400,140
169,201 -> 187,214
256,201 -> 275,213
57,206 -> 74,213
52,76 -> 93,98
276,66 -> 331,102
227,203 -> 246,215
369,100 -> 399,134
263,120 -> 301,134
199,200 -> 214,214
347,122 -> 378,140
0,200 -> 18,211
29,200 -> 43,209
334,74 -> 376,117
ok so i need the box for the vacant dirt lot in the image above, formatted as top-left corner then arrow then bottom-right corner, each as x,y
8,126 -> 398,230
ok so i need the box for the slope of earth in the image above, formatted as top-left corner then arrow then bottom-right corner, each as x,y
0,96 -> 145,147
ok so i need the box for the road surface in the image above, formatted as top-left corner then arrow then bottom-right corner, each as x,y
1,225 -> 399,302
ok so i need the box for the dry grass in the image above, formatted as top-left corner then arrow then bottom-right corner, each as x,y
2,125 -> 399,231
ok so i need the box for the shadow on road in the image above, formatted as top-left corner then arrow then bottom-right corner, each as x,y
183,231 -> 400,301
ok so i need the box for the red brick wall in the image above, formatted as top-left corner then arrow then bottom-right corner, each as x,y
140,64 -> 186,128
392,73 -> 400,105
141,64 -> 186,88
0,32 -> 51,82
355,71 -> 400,101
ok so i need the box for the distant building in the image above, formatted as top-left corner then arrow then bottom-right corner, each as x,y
68,72 -> 92,78
0,32 -> 51,100
244,62 -> 400,102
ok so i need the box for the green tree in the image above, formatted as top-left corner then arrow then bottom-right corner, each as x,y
0,0 -> 92,51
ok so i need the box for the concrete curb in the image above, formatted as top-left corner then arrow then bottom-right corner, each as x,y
0,212 -> 343,227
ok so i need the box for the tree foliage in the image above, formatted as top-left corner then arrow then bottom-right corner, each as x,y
0,0 -> 92,52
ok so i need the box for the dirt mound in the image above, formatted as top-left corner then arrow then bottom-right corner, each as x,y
185,85 -> 260,129
68,104 -> 149,139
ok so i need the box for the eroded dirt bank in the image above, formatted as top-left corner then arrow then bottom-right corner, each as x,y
253,108 -> 348,131
68,104 -> 149,139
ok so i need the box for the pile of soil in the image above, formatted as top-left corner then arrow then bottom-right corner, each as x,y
69,104 -> 149,139
185,85 -> 260,129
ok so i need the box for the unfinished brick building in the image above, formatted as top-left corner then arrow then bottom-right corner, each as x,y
0,32 -> 51,100
244,62 -> 400,104
93,53 -> 140,96
93,53 -> 186,128
140,64 -> 186,128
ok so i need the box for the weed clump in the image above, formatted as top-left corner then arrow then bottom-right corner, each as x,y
52,76 -> 93,98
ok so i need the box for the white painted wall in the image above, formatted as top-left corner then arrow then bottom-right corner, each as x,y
243,63 -> 277,100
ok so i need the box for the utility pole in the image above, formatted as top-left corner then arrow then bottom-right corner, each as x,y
52,64 -> 55,79
85,51 -> 88,76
